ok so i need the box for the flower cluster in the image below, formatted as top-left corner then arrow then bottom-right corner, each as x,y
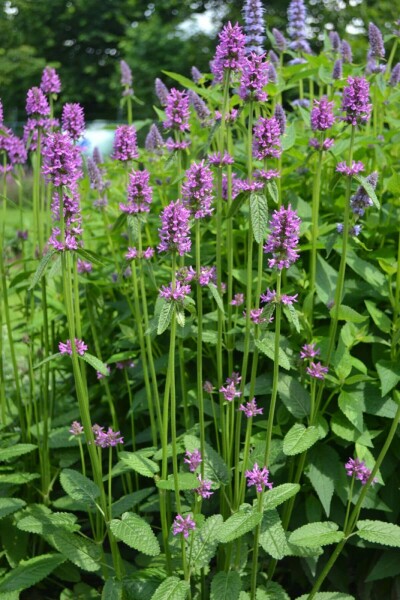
184,449 -> 202,472
49,188 -> 83,251
69,421 -> 84,436
300,343 -> 320,360
260,289 -> 298,305
40,66 -> 61,95
155,78 -> 169,106
172,514 -> 196,538
159,281 -> 191,303
263,205 -> 301,270
42,132 -> 83,187
62,103 -> 85,141
245,463 -> 273,493
165,138 -> 191,152
120,169 -> 153,214
272,28 -> 287,53
231,293 -> 245,306
345,457 -> 377,485
26,87 -> 50,117
112,125 -> 139,161
125,247 -> 154,260
189,90 -> 211,125
239,397 -> 263,418
309,138 -> 334,152
120,60 -> 134,96
219,372 -> 242,402
145,124 -> 164,154
310,97 -> 335,131
239,52 -> 269,102
243,308 -> 268,325
0,133 -> 27,172
208,151 -> 234,166
287,0 -> 312,54
211,22 -> 246,83
163,88 -> 190,132
93,426 -> 124,448
182,160 -> 214,219
253,117 -> 282,160
341,77 -> 372,126
23,117 -> 59,151
368,22 -> 385,59
307,362 -> 329,380
77,259 -> 92,273
195,475 -> 213,499
243,0 -> 265,55
158,200 -> 191,255
336,161 -> 364,177
59,338 -> 87,356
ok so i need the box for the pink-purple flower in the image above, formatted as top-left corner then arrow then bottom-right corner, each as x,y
62,103 -> 85,141
120,169 -> 153,214
310,97 -> 335,131
182,160 -> 214,219
184,449 -> 202,472
112,125 -> 139,161
40,66 -> 61,95
42,132 -> 83,187
306,362 -> 329,379
263,205 -> 301,270
245,463 -> 273,493
336,161 -> 364,177
341,77 -> 372,127
59,338 -> 87,356
211,22 -> 246,83
345,457 -> 377,485
231,293 -> 245,306
159,281 -> 191,303
239,52 -> 269,102
173,514 -> 196,538
26,87 -> 50,117
158,200 -> 191,256
300,343 -> 320,360
253,117 -> 282,160
69,421 -> 84,436
163,88 -> 190,132
243,0 -> 265,55
195,475 -> 214,499
239,397 -> 263,418
94,427 -> 124,448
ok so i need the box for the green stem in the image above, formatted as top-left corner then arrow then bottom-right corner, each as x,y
309,148 -> 324,324
250,493 -> 263,599
195,221 -> 205,477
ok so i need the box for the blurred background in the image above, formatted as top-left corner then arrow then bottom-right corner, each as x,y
0,0 -> 397,125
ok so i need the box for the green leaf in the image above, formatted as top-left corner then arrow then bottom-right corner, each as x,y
338,390 -> 363,431
218,508 -> 262,543
59,469 -> 100,508
364,300 -> 391,334
184,435 -> 230,485
189,515 -> 223,570
278,374 -> 310,419
296,594 -> 355,600
33,353 -> 62,370
227,191 -> 247,218
80,353 -> 110,376
47,530 -> 102,572
366,550 -> 400,582
316,255 -> 338,305
157,300 -> 175,335
281,123 -> 296,151
102,578 -> 123,600
354,174 -> 380,209
263,484 -> 300,511
283,424 -> 319,456
356,520 -> 400,547
255,337 -> 291,370
345,250 -> 387,294
0,498 -> 26,520
307,446 -> 341,518
289,522 -> 344,548
376,361 -> 400,397
119,452 -> 159,478
176,307 -> 185,328
256,582 -> 290,600
284,304 -> 301,333
250,192 -> 268,243
0,444 -> 37,462
110,512 -> 160,556
259,509 -> 289,559
266,180 -> 279,204
156,473 -> 198,491
111,488 -> 155,518
0,554 -> 65,593
17,506 -> 79,534
329,304 -> 368,324
210,572 -> 241,600
29,250 -> 56,290
208,284 -> 225,314
150,576 -> 189,600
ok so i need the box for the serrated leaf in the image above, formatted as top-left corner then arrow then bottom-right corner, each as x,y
176,308 -> 185,327
119,452 -> 159,478
0,554 -> 65,593
0,498 -> 26,520
111,488 -> 154,518
210,571 -> 241,600
80,353 -> 110,375
0,445 -> 37,462
354,175 -> 380,209
102,578 -> 123,600
256,582 -> 290,599
376,361 -> 400,397
59,469 -> 100,508
47,530 -> 101,572
329,304 -> 367,324
366,550 -> 400,582
227,191 -> 247,218
266,180 -> 279,204
250,192 -> 268,244
307,446 -> 341,518
338,390 -> 363,431
289,522 -> 344,548
283,424 -> 319,456
255,338 -> 290,370
29,250 -> 56,290
364,300 -> 391,334
208,283 -> 225,314
356,520 -> 400,547
156,473 -> 198,490
190,515 -> 223,570
296,594 -> 355,600
259,509 -> 289,559
263,484 -> 300,511
157,300 -> 175,335
17,506 -> 79,534
218,508 -> 262,543
110,512 -> 160,556
278,375 -> 310,419
284,304 -> 301,333
150,576 -> 189,600
184,435 -> 230,485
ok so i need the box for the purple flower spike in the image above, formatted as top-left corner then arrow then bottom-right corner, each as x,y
341,40 -> 353,63
239,397 -> 263,418
311,96 -> 335,131
155,78 -> 169,106
94,427 -> 124,448
49,186 -> 83,251
219,373 -> 242,402
191,66 -> 202,82
329,31 -> 341,52
368,23 -> 385,59
195,475 -> 214,499
243,0 -> 265,55
173,514 -> 196,538
26,87 -> 50,117
272,28 -> 287,52
159,281 -> 191,303
389,63 -> 400,87
341,76 -> 372,126
211,22 -> 246,82
59,338 -> 87,356
300,343 -> 320,360
336,161 -> 364,177
0,100 -> 3,127
306,362 -> 328,379
287,0 -> 312,54
69,421 -> 84,436
345,457 -> 377,485
163,88 -> 190,132
245,463 -> 273,493
158,200 -> 191,256
182,160 -> 214,219
42,132 -> 82,187
253,116 -> 282,160
62,103 -> 85,141
120,169 -> 152,214
188,90 -> 211,124
239,52 -> 268,102
40,66 -> 61,95
274,104 -> 286,135
112,125 -> 139,161
332,59 -> 343,80
263,205 -> 301,270
120,60 -> 134,96
184,449 -> 202,472
145,124 -> 164,153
